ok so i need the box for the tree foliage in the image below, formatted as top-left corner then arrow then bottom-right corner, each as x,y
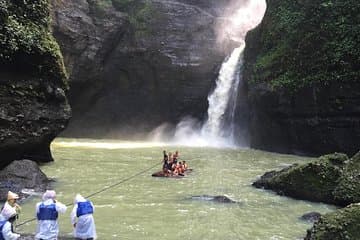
245,0 -> 360,91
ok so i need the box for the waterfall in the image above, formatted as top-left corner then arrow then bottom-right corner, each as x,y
147,0 -> 266,148
201,43 -> 245,143
148,44 -> 246,148
166,44 -> 245,148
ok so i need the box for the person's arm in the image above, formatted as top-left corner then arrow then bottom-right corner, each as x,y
2,222 -> 20,240
91,202 -> 95,213
55,201 -> 67,214
70,205 -> 77,226
14,203 -> 21,213
35,202 -> 40,218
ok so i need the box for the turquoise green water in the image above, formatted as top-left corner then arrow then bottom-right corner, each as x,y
17,138 -> 335,239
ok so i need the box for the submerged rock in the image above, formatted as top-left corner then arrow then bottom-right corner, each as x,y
19,234 -> 72,240
253,152 -> 360,206
190,195 -> 237,203
305,204 -> 360,240
0,160 -> 50,201
300,212 -> 321,223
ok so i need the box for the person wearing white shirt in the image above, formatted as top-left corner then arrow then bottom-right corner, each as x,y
0,203 -> 20,240
71,194 -> 97,240
35,190 -> 67,240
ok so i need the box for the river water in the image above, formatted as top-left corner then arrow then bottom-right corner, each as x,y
17,138 -> 335,239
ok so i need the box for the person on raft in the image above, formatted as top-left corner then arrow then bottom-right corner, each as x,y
161,150 -> 188,176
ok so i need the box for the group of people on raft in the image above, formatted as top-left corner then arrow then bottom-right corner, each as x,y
0,190 -> 96,240
162,150 -> 189,176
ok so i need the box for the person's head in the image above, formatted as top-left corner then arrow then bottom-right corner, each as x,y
7,191 -> 19,204
163,150 -> 166,154
74,193 -> 86,204
42,190 -> 56,201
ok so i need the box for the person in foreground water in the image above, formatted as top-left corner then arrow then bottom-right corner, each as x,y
35,190 -> 67,240
71,194 -> 97,240
0,203 -> 20,239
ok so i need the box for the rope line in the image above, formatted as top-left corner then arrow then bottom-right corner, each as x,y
16,161 -> 161,227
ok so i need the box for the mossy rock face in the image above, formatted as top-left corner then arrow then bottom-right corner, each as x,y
0,0 -> 71,167
244,0 -> 359,91
243,0 -> 360,156
254,152 -> 360,206
319,153 -> 349,165
0,0 -> 67,85
333,152 -> 360,206
305,204 -> 360,240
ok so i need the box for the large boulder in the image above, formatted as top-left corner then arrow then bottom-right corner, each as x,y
0,0 -> 71,167
253,152 -> 360,206
0,160 -> 50,201
305,204 -> 360,240
242,0 -> 360,156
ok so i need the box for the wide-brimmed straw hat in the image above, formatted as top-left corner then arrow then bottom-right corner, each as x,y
7,191 -> 19,200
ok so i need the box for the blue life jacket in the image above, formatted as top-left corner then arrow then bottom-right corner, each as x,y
76,200 -> 94,217
0,220 -> 7,240
37,202 -> 58,220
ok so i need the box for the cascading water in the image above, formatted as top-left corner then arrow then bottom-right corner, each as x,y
170,44 -> 245,148
201,43 -> 245,143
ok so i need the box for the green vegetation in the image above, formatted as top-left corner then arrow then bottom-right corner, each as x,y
305,204 -> 360,240
87,0 -> 112,17
128,1 -> 155,34
112,0 -> 135,11
88,0 -> 136,13
245,0 -> 360,91
0,0 -> 67,86
87,0 -> 159,38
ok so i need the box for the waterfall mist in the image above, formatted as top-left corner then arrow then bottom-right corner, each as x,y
148,0 -> 266,148
216,0 -> 267,46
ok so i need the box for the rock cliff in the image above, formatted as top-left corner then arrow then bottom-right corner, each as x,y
243,0 -> 360,156
0,0 -> 71,168
51,0 -> 235,138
